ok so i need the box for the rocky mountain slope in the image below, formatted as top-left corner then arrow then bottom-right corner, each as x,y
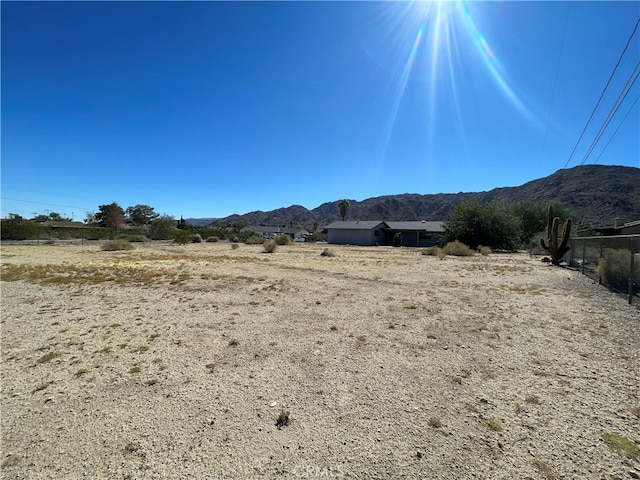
208,165 -> 640,227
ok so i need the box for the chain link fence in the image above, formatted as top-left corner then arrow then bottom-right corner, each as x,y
567,235 -> 639,305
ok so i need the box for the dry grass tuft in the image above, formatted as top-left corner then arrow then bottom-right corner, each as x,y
101,239 -> 134,251
442,241 -> 474,257
533,459 -> 560,479
36,351 -> 60,364
428,417 -> 442,428
601,432 -> 639,459
485,418 -> 502,431
262,241 -> 277,253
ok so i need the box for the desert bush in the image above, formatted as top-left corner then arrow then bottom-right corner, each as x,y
172,230 -> 191,245
0,218 -> 39,240
274,234 -> 293,246
422,246 -> 447,259
231,243 -> 239,250
320,248 -> 336,257
392,232 -> 403,247
101,239 -> 134,251
597,249 -> 639,294
479,246 -> 492,255
443,241 -> 474,256
206,236 -> 220,243
122,235 -> 149,243
191,233 -> 203,243
263,241 -> 278,253
245,235 -> 264,245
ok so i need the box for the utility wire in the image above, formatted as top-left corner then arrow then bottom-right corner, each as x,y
539,3 -> 571,169
562,16 -> 640,170
594,93 -> 640,165
0,197 -> 93,212
576,63 -> 640,168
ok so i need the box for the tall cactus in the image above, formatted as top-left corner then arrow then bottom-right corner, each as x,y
540,205 -> 571,265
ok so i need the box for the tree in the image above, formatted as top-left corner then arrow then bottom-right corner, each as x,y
511,201 -> 572,245
125,204 -> 159,226
84,212 -> 97,225
339,199 -> 350,221
149,214 -> 177,240
442,200 -> 519,250
95,202 -> 125,231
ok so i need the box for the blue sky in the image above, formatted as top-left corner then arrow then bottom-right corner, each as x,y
2,1 -> 639,221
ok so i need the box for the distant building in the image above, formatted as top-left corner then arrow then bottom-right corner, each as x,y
325,220 -> 444,247
242,225 -> 308,240
593,220 -> 640,236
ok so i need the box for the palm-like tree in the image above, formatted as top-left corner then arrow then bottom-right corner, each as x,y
339,199 -> 350,221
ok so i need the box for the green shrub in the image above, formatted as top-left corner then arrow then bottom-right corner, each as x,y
443,241 -> 474,256
231,243 -> 239,250
245,235 -> 264,245
479,246 -> 492,255
191,233 -> 203,243
274,234 -> 293,246
173,230 -> 191,245
206,236 -> 220,243
263,241 -> 278,253
101,239 -> 134,251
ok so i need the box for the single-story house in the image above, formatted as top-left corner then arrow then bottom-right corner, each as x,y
325,221 -> 388,246
385,221 -> 444,247
325,220 -> 444,247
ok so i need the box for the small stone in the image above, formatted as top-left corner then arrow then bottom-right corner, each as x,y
416,451 -> 423,459
269,402 -> 277,407
628,470 -> 640,479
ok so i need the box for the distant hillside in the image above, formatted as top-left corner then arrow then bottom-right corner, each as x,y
185,218 -> 219,227
206,165 -> 640,228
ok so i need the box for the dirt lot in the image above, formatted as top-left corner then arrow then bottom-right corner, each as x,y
1,241 -> 639,479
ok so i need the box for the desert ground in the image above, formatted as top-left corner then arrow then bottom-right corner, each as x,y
1,241 -> 638,480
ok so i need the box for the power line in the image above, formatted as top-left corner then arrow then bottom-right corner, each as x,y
594,93 -> 640,165
0,197 -> 93,212
576,62 -> 640,168
562,16 -> 640,170
539,3 -> 571,168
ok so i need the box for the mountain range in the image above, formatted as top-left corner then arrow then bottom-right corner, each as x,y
188,165 -> 640,228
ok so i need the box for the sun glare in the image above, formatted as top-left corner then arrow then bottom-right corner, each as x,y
374,0 -> 538,160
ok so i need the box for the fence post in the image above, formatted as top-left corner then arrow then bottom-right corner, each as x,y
629,236 -> 636,305
582,240 -> 586,275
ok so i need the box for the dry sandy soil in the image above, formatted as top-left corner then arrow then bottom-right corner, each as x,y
1,241 -> 639,480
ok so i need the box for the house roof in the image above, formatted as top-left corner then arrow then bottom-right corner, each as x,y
325,221 -> 388,230
386,221 -> 444,232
